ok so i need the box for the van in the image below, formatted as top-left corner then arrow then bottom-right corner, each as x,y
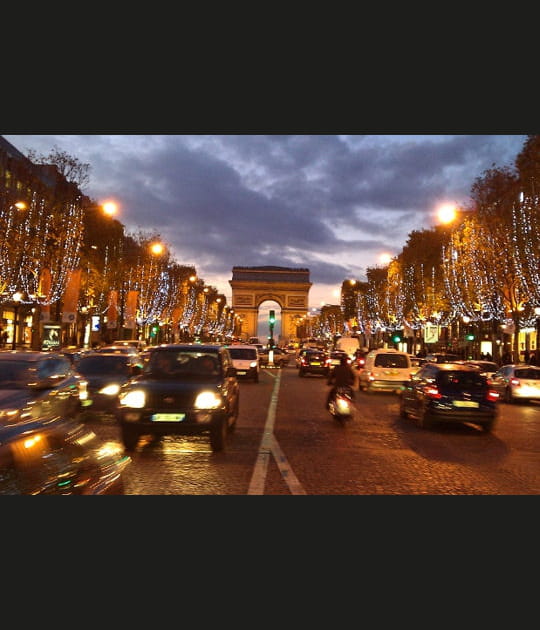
358,348 -> 412,393
335,336 -> 360,359
227,344 -> 260,382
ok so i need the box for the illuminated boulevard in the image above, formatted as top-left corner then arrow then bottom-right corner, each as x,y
88,363 -> 540,495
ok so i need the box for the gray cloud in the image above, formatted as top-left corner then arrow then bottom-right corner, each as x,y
3,134 -> 527,305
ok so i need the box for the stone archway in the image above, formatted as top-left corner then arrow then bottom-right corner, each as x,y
229,266 -> 312,343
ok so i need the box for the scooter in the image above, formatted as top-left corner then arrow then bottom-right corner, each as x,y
328,386 -> 354,425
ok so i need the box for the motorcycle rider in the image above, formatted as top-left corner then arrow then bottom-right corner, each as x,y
326,355 -> 358,409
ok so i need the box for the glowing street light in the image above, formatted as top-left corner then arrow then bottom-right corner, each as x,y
101,201 -> 118,217
437,203 -> 458,225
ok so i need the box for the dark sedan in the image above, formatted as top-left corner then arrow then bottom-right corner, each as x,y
399,362 -> 499,432
115,344 -> 239,452
0,415 -> 130,495
0,351 -> 87,423
298,349 -> 329,377
76,352 -> 143,418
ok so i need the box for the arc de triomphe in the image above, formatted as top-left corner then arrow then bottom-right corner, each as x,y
229,266 -> 312,343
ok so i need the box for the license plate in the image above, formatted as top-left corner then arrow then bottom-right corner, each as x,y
151,413 -> 185,422
453,401 -> 479,408
238,371 -> 246,375
311,361 -> 320,365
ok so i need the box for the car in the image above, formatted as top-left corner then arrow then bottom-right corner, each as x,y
95,345 -> 141,357
59,346 -> 92,366
116,344 -> 240,452
112,339 -> 147,352
227,344 -> 260,382
425,352 -> 460,364
0,415 -> 131,495
75,352 -> 143,418
0,351 -> 88,423
461,360 -> 499,380
258,347 -> 288,368
298,348 -> 329,377
326,350 -> 351,371
399,362 -> 499,431
358,348 -> 412,393
489,364 -> 540,404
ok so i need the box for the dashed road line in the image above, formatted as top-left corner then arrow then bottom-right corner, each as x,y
247,369 -> 306,495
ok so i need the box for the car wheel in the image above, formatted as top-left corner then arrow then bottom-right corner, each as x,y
210,418 -> 227,452
399,397 -> 409,419
504,387 -> 514,404
121,425 -> 140,451
417,404 -> 431,429
482,419 -> 496,432
228,397 -> 239,433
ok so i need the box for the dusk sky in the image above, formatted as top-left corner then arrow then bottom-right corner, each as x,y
3,134 -> 528,310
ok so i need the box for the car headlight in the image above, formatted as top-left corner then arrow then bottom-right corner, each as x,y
194,391 -> 222,409
99,384 -> 121,396
0,409 -> 22,422
119,389 -> 146,408
250,361 -> 258,368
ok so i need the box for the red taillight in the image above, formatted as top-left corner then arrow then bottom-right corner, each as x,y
424,385 -> 442,399
487,390 -> 499,402
510,378 -> 520,387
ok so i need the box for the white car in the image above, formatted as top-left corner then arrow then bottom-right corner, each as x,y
489,364 -> 540,403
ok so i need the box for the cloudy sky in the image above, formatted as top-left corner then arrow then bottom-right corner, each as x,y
3,134 -> 528,309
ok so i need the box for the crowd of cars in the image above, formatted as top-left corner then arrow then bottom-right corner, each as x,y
2,336 -> 540,493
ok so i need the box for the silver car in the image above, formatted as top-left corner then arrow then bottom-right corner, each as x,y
489,364 -> 540,403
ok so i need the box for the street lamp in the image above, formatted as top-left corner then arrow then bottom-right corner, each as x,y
535,306 -> 540,363
12,291 -> 23,350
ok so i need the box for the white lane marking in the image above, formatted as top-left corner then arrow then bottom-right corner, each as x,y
247,369 -> 306,495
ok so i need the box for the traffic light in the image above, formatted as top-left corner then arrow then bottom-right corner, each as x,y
150,324 -> 159,337
465,333 -> 475,341
269,310 -> 276,325
391,332 -> 402,344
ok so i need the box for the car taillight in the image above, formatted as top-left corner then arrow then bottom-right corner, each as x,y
510,377 -> 520,387
424,385 -> 442,399
486,390 -> 499,402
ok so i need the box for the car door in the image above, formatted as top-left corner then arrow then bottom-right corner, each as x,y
36,356 -> 80,419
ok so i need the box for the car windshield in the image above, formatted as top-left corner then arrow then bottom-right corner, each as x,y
229,348 -> 257,360
77,355 -> 130,376
145,351 -> 220,378
374,354 -> 409,368
0,361 -> 32,388
437,371 -> 486,389
514,368 -> 540,379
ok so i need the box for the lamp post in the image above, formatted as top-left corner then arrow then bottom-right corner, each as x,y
535,306 -> 540,364
12,291 -> 23,350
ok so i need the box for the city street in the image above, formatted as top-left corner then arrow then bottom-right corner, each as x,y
86,364 -> 540,495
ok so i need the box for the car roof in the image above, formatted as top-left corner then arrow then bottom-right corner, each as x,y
431,362 -> 480,371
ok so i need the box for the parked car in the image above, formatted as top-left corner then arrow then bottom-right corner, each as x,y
227,344 -> 260,382
399,362 -> 499,431
0,351 -> 87,423
489,364 -> 540,404
75,352 -> 143,417
0,415 -> 130,494
258,347 -> 288,368
358,348 -> 412,393
298,348 -> 329,377
116,344 -> 239,452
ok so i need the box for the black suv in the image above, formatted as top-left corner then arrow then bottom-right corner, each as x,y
399,362 -> 499,431
116,344 -> 239,452
298,349 -> 329,377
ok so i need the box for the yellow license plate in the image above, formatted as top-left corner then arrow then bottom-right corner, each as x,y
453,401 -> 479,408
311,362 -> 320,365
151,413 -> 185,422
